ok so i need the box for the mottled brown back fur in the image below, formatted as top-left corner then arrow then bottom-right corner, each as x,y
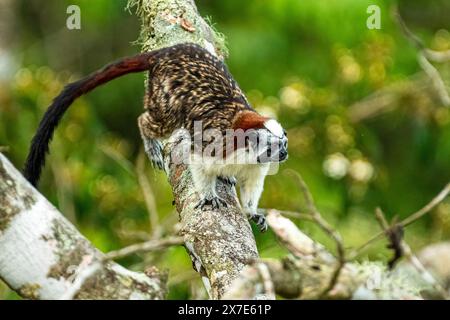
139,43 -> 252,140
24,43 -> 260,186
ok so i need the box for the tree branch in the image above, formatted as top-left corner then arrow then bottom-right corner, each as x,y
129,0 -> 259,299
394,6 -> 450,107
285,170 -> 345,297
0,153 -> 167,299
163,131 -> 259,299
103,236 -> 184,261
224,210 -> 421,299
349,182 -> 450,260
224,210 -> 423,300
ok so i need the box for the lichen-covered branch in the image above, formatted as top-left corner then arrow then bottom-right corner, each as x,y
163,131 -> 259,299
0,153 -> 166,300
415,242 -> 450,297
128,0 -> 227,58
129,0 -> 259,299
224,210 -> 424,300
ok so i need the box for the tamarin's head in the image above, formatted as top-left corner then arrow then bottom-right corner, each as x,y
232,111 -> 288,163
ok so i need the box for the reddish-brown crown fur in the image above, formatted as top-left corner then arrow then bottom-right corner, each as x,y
232,111 -> 268,131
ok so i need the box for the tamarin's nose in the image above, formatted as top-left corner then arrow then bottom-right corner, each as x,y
279,149 -> 288,161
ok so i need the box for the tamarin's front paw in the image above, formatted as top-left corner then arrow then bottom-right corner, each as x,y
194,195 -> 228,210
250,212 -> 268,233
151,157 -> 165,171
144,139 -> 164,170
218,176 -> 237,187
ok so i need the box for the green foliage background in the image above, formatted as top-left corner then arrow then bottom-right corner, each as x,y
0,0 -> 449,299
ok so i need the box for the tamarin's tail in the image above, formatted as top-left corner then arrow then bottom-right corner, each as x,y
24,51 -> 155,186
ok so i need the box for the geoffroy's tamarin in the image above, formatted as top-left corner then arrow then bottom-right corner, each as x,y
24,43 -> 288,232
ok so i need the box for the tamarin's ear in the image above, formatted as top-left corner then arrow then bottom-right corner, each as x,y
232,111 -> 268,131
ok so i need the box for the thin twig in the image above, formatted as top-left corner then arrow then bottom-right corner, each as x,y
394,7 -> 450,63
402,183 -> 450,227
261,208 -> 314,222
284,169 -> 346,297
103,236 -> 184,261
348,74 -> 432,123
116,229 -> 152,241
255,262 -> 275,299
394,6 -> 450,106
425,49 -> 450,63
100,145 -> 135,176
375,208 -> 449,299
136,151 -> 162,238
101,146 -> 163,238
416,53 -> 450,106
374,208 -> 403,269
349,182 -> 450,259
266,209 -> 335,262
375,207 -> 390,230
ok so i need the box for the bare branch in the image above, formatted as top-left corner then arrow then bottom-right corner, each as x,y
394,7 -> 450,106
374,208 -> 403,268
350,182 -> 450,259
284,169 -> 345,297
101,146 -> 163,238
402,183 -> 450,227
425,49 -> 450,63
416,53 -> 450,107
255,262 -> 275,299
266,209 -> 334,262
224,210 -> 423,300
135,151 -> 162,238
103,236 -> 184,261
374,208 -> 449,299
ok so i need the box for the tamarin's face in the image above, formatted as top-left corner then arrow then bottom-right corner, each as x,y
251,120 -> 288,164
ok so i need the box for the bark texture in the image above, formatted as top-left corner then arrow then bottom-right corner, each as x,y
164,131 -> 259,299
0,154 -> 166,299
131,0 -> 259,299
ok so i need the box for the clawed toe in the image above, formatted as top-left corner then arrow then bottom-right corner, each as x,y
151,158 -> 164,170
195,196 -> 228,210
143,139 -> 165,170
250,213 -> 268,233
194,198 -> 207,210
218,176 -> 237,187
211,197 -> 228,209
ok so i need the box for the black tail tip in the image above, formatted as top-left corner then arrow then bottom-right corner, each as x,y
23,162 -> 39,187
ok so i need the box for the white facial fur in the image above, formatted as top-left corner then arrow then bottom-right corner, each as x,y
186,120 -> 287,232
263,119 -> 284,138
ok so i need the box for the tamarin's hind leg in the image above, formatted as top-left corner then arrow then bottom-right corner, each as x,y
190,164 -> 228,210
138,113 -> 164,170
218,176 -> 237,187
238,164 -> 270,232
